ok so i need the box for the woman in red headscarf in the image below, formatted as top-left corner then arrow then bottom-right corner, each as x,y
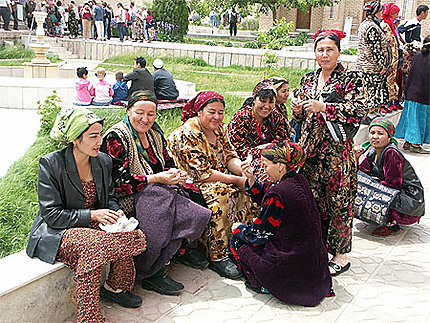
291,29 -> 366,276
168,90 -> 258,280
381,3 -> 402,113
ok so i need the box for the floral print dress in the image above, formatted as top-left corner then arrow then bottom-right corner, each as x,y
168,117 -> 258,261
56,179 -> 146,323
294,63 -> 366,255
381,21 -> 400,102
357,18 -> 391,113
228,104 -> 292,182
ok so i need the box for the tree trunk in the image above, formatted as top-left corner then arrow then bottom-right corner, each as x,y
271,6 -> 277,22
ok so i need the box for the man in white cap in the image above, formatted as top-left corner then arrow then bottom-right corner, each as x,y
152,58 -> 179,100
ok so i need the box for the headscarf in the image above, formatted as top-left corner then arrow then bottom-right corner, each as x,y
50,106 -> 104,145
363,1 -> 382,16
252,79 -> 277,98
362,116 -> 398,151
382,3 -> 400,36
313,29 -> 346,50
127,90 -> 158,109
270,77 -> 288,91
261,140 -> 305,174
181,90 -> 224,122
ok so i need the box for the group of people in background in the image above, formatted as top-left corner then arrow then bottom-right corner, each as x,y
357,2 -> 429,153
74,56 -> 179,107
21,1 -> 430,322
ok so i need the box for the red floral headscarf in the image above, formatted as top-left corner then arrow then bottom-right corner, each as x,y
382,3 -> 400,35
181,90 -> 224,122
313,29 -> 346,50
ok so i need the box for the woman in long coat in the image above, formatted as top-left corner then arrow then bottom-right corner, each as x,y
292,29 -> 366,276
230,140 -> 333,306
357,1 -> 391,120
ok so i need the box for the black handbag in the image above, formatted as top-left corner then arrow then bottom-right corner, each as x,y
321,89 -> 360,142
354,170 -> 400,225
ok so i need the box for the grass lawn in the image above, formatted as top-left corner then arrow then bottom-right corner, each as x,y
0,54 -> 308,259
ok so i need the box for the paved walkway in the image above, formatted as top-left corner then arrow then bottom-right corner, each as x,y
62,142 -> 430,323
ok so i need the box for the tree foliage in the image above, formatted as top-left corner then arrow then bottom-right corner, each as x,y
153,0 -> 189,41
212,0 -> 339,21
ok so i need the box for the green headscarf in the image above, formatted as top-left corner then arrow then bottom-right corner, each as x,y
50,106 -> 104,145
362,116 -> 398,151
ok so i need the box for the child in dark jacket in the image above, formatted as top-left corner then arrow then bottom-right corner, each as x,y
111,71 -> 128,106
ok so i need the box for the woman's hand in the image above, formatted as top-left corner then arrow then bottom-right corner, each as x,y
354,145 -> 365,160
301,100 -> 326,113
240,160 -> 255,187
291,97 -> 303,115
90,209 -> 121,225
232,222 -> 242,233
151,168 -> 182,185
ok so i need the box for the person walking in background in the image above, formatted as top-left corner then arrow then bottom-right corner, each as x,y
209,10 -> 215,34
395,36 -> 430,154
103,2 -> 111,40
93,1 -> 104,40
381,3 -> 402,113
115,2 -> 126,42
398,5 -> 428,43
67,2 -> 79,38
357,1 -> 391,123
0,0 -> 12,31
10,0 -> 18,30
81,2 -> 92,40
229,8 -> 238,37
24,0 -> 36,30
146,8 -> 155,42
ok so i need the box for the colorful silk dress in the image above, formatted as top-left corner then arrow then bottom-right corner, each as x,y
168,117 -> 258,261
381,21 -> 400,102
101,120 -> 211,279
230,173 -> 332,306
294,63 -> 366,255
228,104 -> 292,182
357,17 -> 391,113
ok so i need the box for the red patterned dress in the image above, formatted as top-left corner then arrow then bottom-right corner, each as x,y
228,104 -> 292,182
56,179 -> 146,323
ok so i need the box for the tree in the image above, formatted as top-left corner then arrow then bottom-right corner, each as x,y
216,0 -> 339,22
153,0 -> 189,42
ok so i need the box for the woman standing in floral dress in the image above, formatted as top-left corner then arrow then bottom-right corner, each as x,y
292,29 -> 366,276
357,1 -> 391,121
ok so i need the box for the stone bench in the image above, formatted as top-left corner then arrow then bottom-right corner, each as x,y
0,251 -> 74,323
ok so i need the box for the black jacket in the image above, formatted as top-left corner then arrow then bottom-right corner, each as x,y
153,68 -> 179,100
26,147 -> 120,264
124,67 -> 155,98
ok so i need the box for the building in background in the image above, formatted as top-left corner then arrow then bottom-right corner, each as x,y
259,0 -> 429,37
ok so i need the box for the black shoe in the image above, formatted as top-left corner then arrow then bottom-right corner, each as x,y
209,258 -> 242,280
361,116 -> 372,125
174,249 -> 209,270
141,273 -> 184,296
99,286 -> 142,308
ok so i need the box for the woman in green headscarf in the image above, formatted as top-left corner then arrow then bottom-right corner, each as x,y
356,117 -> 425,236
27,106 -> 147,323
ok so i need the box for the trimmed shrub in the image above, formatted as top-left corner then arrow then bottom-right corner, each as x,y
153,0 -> 189,42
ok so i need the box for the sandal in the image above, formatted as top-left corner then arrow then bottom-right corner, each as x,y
328,261 -> 351,276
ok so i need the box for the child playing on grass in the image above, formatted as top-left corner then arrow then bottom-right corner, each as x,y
74,67 -> 92,106
90,67 -> 114,106
111,71 -> 129,106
